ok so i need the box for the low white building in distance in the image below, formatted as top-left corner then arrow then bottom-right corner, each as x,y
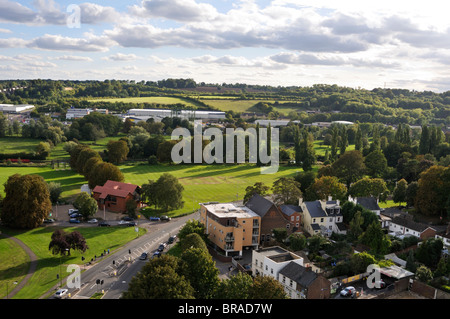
0,104 -> 34,113
126,108 -> 226,122
66,108 -> 92,119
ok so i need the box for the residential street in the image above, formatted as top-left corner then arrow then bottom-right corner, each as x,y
56,211 -> 200,299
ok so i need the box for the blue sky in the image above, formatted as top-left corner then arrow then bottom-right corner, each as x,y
1,0 -> 450,92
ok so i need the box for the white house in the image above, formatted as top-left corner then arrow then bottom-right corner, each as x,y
300,198 -> 346,237
388,216 -> 437,240
252,246 -> 304,279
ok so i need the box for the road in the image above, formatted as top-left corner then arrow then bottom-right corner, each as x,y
65,211 -> 199,299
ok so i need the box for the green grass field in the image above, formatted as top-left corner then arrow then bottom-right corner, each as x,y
0,137 -> 41,154
88,96 -> 200,107
0,237 -> 30,299
0,225 -> 146,299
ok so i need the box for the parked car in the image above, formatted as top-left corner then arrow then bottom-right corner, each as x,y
69,218 -> 81,224
68,209 -> 78,215
121,216 -> 134,221
87,218 -> 98,223
168,235 -> 177,244
375,279 -> 386,289
54,288 -> 68,298
43,218 -> 55,224
98,222 -> 110,227
160,215 -> 171,222
152,251 -> 161,258
157,243 -> 167,252
139,252 -> 148,260
70,213 -> 82,218
340,286 -> 356,297
149,216 -> 160,221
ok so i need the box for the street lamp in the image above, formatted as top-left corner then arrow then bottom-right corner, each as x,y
6,281 -> 18,299
59,248 -> 69,287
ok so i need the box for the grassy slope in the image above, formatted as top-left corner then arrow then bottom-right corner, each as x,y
1,225 -> 146,299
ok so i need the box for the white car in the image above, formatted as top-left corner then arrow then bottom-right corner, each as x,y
88,219 -> 98,223
340,286 -> 356,297
55,288 -> 68,298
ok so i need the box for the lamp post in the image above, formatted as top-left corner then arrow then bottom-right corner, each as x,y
59,248 -> 69,288
6,281 -> 18,299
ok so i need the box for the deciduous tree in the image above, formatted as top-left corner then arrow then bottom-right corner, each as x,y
2,174 -> 52,229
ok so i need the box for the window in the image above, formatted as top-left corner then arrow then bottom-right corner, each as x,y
291,216 -> 294,221
296,216 -> 300,221
320,218 -> 324,223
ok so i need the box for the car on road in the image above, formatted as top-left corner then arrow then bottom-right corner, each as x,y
54,288 -> 68,298
149,216 -> 160,221
160,215 -> 171,222
43,218 -> 55,223
139,252 -> 148,260
98,222 -> 110,227
340,286 -> 356,297
121,216 -> 134,221
157,243 -> 167,252
87,218 -> 98,223
69,218 -> 81,223
168,235 -> 177,244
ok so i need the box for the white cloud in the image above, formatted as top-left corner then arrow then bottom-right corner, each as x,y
52,55 -> 93,62
102,53 -> 137,61
130,0 -> 219,22
28,34 -> 114,52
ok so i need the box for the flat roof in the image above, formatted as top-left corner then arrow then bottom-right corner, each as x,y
202,202 -> 259,218
380,265 -> 414,279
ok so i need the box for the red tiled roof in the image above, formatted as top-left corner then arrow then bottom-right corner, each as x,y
93,180 -> 139,199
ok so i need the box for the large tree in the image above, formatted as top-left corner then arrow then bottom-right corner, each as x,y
243,182 -> 270,204
107,139 -> 129,164
331,150 -> 366,187
73,192 -> 98,220
272,177 -> 302,205
122,255 -> 195,299
415,165 -> 450,216
49,229 -> 89,256
307,175 -> 347,201
87,161 -> 124,189
180,247 -> 220,299
348,177 -> 389,201
141,173 -> 184,212
2,174 -> 52,229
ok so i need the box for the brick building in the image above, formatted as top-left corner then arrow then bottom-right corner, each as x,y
245,194 -> 294,244
92,180 -> 141,214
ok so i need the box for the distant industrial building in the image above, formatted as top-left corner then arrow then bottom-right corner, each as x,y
0,104 -> 34,113
66,108 -> 92,119
126,108 -> 226,122
65,107 -> 109,119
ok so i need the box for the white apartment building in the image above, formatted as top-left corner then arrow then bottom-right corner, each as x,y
252,246 -> 304,279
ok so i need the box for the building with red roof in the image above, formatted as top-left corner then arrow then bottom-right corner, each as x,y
92,180 -> 141,213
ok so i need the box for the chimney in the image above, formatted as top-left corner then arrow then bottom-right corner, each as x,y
299,197 -> 303,206
328,196 -> 332,202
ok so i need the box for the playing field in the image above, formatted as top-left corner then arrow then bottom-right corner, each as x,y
0,163 -> 302,215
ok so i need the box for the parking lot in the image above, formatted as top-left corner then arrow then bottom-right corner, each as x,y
333,275 -> 396,299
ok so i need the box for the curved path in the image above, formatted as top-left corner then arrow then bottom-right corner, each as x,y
1,234 -> 38,299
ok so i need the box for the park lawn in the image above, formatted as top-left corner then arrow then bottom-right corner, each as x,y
1,225 -> 146,299
119,163 -> 304,216
0,137 -> 40,154
0,237 -> 30,299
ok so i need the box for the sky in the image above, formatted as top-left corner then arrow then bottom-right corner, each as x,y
1,0 -> 450,92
